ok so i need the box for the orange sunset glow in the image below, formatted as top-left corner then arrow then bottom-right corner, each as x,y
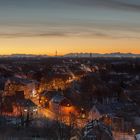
0,37 -> 140,55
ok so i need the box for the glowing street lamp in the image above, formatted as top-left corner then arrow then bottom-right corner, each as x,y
67,104 -> 70,107
24,109 -> 28,112
132,128 -> 135,135
33,108 -> 38,112
81,108 -> 84,111
81,113 -> 86,119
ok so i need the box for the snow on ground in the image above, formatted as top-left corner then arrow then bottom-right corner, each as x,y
113,132 -> 135,140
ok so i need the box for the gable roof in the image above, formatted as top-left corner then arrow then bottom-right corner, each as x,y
16,99 -> 37,107
51,95 -> 65,104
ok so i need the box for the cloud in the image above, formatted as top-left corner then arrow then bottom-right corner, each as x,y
32,0 -> 140,11
58,0 -> 140,12
1,0 -> 140,12
0,29 -> 140,40
104,0 -> 140,11
0,32 -> 68,38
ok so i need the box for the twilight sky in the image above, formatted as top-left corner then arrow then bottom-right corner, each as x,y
0,0 -> 140,55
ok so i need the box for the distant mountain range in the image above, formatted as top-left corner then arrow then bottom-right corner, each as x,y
0,54 -> 49,58
0,53 -> 140,58
64,53 -> 140,58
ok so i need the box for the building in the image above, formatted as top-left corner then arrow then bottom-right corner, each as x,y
83,120 -> 114,140
4,77 -> 38,98
88,104 -> 115,121
49,95 -> 74,115
13,99 -> 38,118
39,90 -> 57,107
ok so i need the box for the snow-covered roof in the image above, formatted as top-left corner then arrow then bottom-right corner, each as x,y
136,134 -> 140,140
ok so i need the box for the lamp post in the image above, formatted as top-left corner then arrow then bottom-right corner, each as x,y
23,108 -> 30,127
132,128 -> 135,139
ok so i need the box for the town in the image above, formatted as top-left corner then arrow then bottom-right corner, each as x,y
0,56 -> 140,140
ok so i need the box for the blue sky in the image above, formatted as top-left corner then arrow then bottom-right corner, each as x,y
0,0 -> 140,38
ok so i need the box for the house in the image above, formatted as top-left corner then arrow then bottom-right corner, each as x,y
4,77 -> 38,98
136,133 -> 140,140
39,90 -> 57,107
13,99 -> 38,118
2,92 -> 37,118
88,101 -> 125,121
88,104 -> 115,121
83,120 -> 114,140
49,95 -> 74,115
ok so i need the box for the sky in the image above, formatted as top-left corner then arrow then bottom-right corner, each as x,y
0,0 -> 140,55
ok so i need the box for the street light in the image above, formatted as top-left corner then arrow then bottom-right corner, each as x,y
132,128 -> 136,140
81,108 -> 84,111
24,109 -> 28,112
67,104 -> 70,107
81,113 -> 86,119
132,128 -> 135,135
33,108 -> 38,112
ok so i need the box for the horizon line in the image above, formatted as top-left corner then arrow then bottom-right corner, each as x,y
0,52 -> 140,57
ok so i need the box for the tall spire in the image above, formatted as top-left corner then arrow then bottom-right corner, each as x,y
55,50 -> 58,57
